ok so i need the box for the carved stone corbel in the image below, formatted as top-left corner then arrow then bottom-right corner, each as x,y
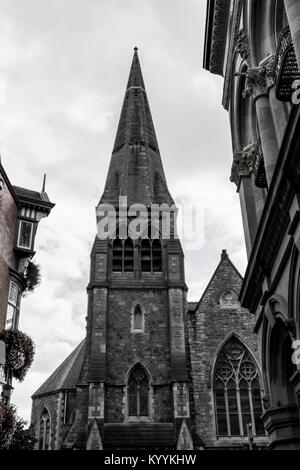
242,67 -> 268,99
259,55 -> 276,89
230,150 -> 251,187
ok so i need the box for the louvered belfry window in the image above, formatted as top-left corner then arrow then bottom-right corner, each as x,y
141,239 -> 162,273
214,337 -> 265,437
128,364 -> 149,418
112,238 -> 134,272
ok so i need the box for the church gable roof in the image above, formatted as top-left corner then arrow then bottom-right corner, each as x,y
192,250 -> 244,312
32,340 -> 85,398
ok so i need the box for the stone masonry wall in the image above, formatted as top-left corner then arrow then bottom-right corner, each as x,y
187,256 -> 263,449
105,288 -> 172,423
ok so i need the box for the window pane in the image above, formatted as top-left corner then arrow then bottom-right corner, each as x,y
252,380 -> 265,435
227,384 -> 240,436
134,312 -> 142,330
112,239 -> 123,272
152,240 -> 162,272
5,305 -> 15,330
139,379 -> 149,416
215,388 -> 228,436
134,306 -> 143,330
39,420 -> 45,450
45,419 -> 50,450
240,380 -> 252,435
8,282 -> 18,306
18,221 -> 33,249
128,379 -> 138,416
141,240 -> 151,272
124,238 -> 134,272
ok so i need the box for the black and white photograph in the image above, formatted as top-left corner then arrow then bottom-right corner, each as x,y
0,0 -> 300,458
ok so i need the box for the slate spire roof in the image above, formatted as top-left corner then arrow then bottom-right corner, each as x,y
100,48 -> 174,208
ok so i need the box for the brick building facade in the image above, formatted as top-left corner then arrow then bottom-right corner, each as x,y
0,161 -> 54,399
31,49 -> 267,450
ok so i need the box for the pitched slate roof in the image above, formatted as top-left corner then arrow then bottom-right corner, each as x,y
13,185 -> 55,211
32,340 -> 85,398
103,423 -> 175,449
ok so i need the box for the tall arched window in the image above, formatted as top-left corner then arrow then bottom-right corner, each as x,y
128,364 -> 150,419
39,408 -> 51,450
141,239 -> 162,273
132,305 -> 144,332
112,238 -> 134,273
214,336 -> 264,437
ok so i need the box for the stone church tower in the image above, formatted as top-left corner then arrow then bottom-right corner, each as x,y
31,49 -> 268,451
31,48 -> 193,450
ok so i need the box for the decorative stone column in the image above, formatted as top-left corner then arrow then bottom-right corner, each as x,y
284,0 -> 300,69
230,147 -> 261,258
243,65 -> 279,186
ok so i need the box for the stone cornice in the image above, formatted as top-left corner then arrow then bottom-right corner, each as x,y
222,0 -> 244,110
203,0 -> 231,76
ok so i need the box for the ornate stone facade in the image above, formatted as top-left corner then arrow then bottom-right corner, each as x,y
204,0 -> 300,450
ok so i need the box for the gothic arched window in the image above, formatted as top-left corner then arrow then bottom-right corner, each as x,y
141,239 -> 162,273
214,337 -> 265,437
112,237 -> 134,273
128,364 -> 150,419
132,305 -> 144,333
39,408 -> 51,450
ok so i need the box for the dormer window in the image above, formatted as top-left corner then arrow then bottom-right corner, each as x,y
17,220 -> 33,250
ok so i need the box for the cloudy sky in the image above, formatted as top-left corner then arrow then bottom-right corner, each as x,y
0,0 -> 247,422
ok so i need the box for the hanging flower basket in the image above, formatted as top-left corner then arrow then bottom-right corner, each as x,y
0,402 -> 16,449
23,261 -> 41,295
0,330 -> 35,381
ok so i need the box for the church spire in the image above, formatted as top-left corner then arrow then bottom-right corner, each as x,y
112,47 -> 159,152
126,47 -> 145,90
100,48 -> 174,208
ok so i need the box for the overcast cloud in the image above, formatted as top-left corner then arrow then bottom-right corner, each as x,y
0,0 -> 247,422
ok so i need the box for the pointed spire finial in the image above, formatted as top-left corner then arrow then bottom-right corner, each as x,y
42,173 -> 47,193
221,249 -> 228,260
134,46 -> 138,52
